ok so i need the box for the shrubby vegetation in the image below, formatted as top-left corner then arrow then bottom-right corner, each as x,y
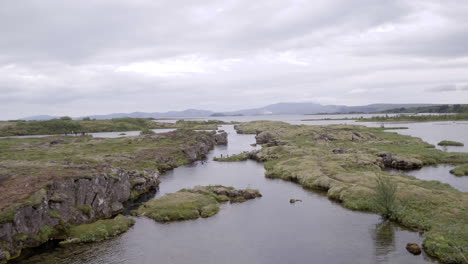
372,174 -> 399,220
140,128 -> 156,135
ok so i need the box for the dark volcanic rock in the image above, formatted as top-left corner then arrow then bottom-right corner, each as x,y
0,168 -> 159,263
332,148 -> 346,154
256,132 -> 275,144
406,243 -> 422,255
214,132 -> 228,145
378,152 -> 423,170
255,132 -> 286,146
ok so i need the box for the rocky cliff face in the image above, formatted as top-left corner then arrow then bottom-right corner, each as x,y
0,168 -> 158,262
0,131 -> 228,263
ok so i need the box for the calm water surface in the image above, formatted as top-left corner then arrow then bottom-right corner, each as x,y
16,125 -> 436,264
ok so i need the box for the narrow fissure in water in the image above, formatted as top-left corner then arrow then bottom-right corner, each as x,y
15,125 -> 437,264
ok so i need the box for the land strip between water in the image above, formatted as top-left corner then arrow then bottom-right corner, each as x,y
233,121 -> 468,264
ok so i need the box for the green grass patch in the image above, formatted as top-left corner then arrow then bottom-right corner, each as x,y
59,215 -> 135,245
450,164 -> 468,177
213,152 -> 250,162
132,186 -> 261,222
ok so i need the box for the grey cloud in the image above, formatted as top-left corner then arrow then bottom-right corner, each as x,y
0,0 -> 412,64
1,0 -> 468,120
426,85 -> 457,92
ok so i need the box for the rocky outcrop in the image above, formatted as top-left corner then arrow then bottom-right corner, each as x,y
406,243 -> 422,255
0,131 -> 227,263
0,168 -> 158,263
214,132 -> 228,145
255,132 -> 287,146
181,132 -> 227,162
377,152 -> 423,170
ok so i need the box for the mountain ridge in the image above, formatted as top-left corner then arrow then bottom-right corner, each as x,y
20,103 -> 440,120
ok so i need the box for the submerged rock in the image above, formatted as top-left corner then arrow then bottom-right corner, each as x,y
289,199 -> 302,203
132,185 -> 261,222
406,243 -> 422,255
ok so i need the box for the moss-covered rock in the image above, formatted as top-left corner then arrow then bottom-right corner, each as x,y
59,215 -> 135,245
132,186 -> 261,222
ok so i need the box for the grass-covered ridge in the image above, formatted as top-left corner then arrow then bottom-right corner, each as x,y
0,129 -> 224,212
438,140 -> 464,147
235,121 -> 468,263
0,118 -> 230,137
132,185 -> 261,222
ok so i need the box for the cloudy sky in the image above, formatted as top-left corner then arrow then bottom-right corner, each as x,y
1,0 -> 468,119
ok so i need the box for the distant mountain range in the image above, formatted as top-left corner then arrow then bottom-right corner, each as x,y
20,103 -> 439,120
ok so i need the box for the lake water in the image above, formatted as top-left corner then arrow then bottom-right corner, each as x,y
15,125 -> 437,264
0,129 -> 177,139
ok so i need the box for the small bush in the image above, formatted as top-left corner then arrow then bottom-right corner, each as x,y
372,174 -> 399,219
140,128 -> 156,135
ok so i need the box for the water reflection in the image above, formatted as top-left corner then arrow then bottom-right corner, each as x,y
373,220 -> 396,262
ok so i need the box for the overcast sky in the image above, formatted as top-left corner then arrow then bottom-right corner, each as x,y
1,0 -> 468,119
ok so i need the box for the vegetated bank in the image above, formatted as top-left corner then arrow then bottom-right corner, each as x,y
0,118 -> 232,137
132,185 -> 261,222
234,121 -> 468,263
450,164 -> 468,177
302,113 -> 468,122
0,129 -> 227,263
378,104 -> 468,114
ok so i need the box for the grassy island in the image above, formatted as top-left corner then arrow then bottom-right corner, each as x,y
132,186 -> 261,222
235,121 -> 468,263
438,140 -> 464,147
450,164 -> 468,176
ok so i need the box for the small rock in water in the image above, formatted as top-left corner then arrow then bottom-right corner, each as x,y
290,199 -> 302,203
406,243 -> 422,255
